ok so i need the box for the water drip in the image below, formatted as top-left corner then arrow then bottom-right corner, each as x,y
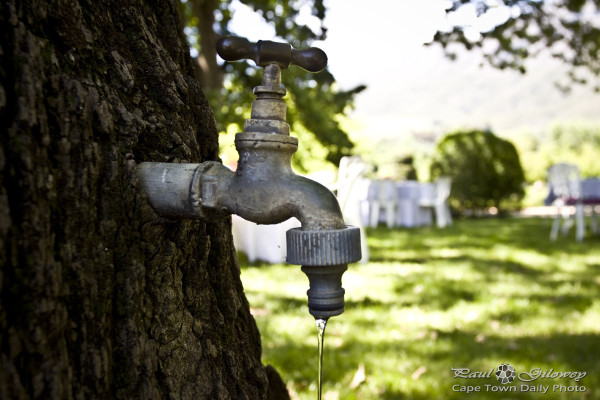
315,318 -> 328,400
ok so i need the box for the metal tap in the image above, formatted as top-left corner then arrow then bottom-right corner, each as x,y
137,37 -> 361,319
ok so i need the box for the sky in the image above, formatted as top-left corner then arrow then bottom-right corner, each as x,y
226,0 -> 600,144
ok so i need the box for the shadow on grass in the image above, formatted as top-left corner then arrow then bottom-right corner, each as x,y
243,217 -> 600,399
265,328 -> 600,399
243,291 -> 307,313
418,329 -> 600,391
246,292 -> 405,317
345,296 -> 391,309
366,217 -> 600,260
392,276 -> 477,310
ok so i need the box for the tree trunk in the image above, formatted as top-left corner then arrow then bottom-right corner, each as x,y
0,1 -> 288,399
190,0 -> 223,90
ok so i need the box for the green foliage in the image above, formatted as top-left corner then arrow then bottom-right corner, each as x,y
507,122 -> 600,182
241,218 -> 600,399
180,0 -> 365,168
396,155 -> 418,181
213,65 -> 365,167
544,123 -> 600,176
430,130 -> 525,212
431,0 -> 600,92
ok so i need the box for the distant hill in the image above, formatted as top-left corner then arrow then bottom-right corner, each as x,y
348,47 -> 600,142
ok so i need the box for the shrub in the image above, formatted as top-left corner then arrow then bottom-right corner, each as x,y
430,130 -> 525,213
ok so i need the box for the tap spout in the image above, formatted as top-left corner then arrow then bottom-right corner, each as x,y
137,153 -> 360,319
203,132 -> 361,319
137,60 -> 361,320
213,133 -> 345,230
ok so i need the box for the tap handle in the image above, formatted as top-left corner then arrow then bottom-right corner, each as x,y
216,36 -> 327,73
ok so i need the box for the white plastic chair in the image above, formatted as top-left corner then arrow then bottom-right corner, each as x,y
418,177 -> 453,228
415,183 -> 434,226
548,163 -> 585,242
367,180 -> 397,228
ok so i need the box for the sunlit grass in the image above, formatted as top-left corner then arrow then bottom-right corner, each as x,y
240,217 -> 600,399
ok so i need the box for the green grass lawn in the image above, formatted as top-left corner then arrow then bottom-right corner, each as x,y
239,217 -> 600,399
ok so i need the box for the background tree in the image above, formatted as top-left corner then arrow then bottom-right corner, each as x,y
180,0 -> 365,170
431,0 -> 600,92
430,130 -> 525,213
508,122 -> 600,181
0,0 -> 288,398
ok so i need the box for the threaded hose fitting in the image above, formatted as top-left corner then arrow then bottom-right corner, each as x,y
286,226 -> 361,266
286,226 -> 361,318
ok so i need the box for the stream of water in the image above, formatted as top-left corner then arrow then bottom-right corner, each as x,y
315,318 -> 328,400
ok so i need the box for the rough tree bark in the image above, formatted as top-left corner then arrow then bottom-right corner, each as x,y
0,0 -> 289,399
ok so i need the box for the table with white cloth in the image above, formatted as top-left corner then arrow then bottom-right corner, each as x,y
545,177 -> 600,208
581,178 -> 600,205
395,181 -> 435,227
362,180 -> 439,228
